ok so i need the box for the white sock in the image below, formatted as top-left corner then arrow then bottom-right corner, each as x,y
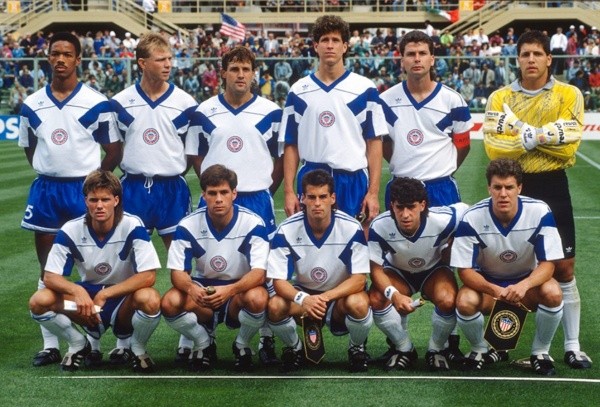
87,334 -> 101,352
131,310 -> 161,356
532,302 -> 564,355
37,279 -> 60,350
268,316 -> 300,348
560,279 -> 581,352
236,309 -> 266,348
346,309 -> 373,347
259,321 -> 273,338
116,337 -> 131,349
32,311 -> 86,353
456,310 -> 488,354
429,307 -> 456,352
373,305 -> 412,352
178,335 -> 194,349
165,312 -> 210,350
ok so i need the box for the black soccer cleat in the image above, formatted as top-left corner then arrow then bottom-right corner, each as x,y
425,350 -> 450,371
384,347 -> 418,371
442,334 -> 465,363
84,350 -> 103,368
484,349 -> 509,364
258,336 -> 279,366
564,351 -> 592,369
61,340 -> 91,372
348,344 -> 369,373
32,348 -> 61,367
460,351 -> 485,371
132,353 -> 156,373
531,354 -> 556,376
108,347 -> 134,365
174,346 -> 192,367
232,342 -> 255,372
281,346 -> 304,372
189,348 -> 212,372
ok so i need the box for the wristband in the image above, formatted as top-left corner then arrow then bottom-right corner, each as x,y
384,286 -> 398,300
294,291 -> 309,306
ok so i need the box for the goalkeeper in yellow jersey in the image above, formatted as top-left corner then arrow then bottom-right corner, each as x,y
483,30 -> 591,370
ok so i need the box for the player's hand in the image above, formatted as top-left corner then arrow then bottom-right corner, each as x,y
391,292 -> 416,315
187,284 -> 208,307
499,281 -> 529,304
302,294 -> 328,320
483,104 -> 523,136
70,286 -> 97,318
538,120 -> 581,145
202,285 -> 232,310
361,191 -> 379,224
284,191 -> 301,217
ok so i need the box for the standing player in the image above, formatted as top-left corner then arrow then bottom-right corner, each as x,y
280,15 -> 387,223
110,32 -> 198,362
186,46 -> 282,366
451,159 -> 565,376
368,177 -> 468,371
267,170 -> 373,373
379,29 -> 472,360
28,170 -> 162,372
19,32 -> 122,367
483,30 -> 591,369
161,165 -> 270,372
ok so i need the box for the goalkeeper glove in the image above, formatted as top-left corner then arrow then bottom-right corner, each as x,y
522,119 -> 581,151
483,103 -> 524,136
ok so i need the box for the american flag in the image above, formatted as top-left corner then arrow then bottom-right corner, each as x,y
219,13 -> 246,42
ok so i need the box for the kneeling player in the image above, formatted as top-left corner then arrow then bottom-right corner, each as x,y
267,170 -> 373,373
161,165 -> 270,372
369,177 -> 467,371
29,170 -> 162,372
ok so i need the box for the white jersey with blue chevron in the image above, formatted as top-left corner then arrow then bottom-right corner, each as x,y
369,203 -> 468,273
380,81 -> 473,180
18,82 -> 120,177
44,213 -> 161,285
279,71 -> 387,172
186,93 -> 282,192
451,196 -> 564,280
167,204 -> 269,281
111,83 -> 197,177
267,210 -> 370,292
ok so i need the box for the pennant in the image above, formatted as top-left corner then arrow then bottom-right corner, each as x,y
484,299 -> 530,351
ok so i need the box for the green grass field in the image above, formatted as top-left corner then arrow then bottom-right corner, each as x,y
1,140 -> 599,406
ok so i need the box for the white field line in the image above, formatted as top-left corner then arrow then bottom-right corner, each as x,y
46,374 -> 600,384
577,151 -> 600,171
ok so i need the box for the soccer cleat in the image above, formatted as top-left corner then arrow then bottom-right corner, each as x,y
205,342 -> 218,364
442,334 -> 465,363
189,348 -> 211,372
281,346 -> 304,372
425,350 -> 450,371
384,347 -> 418,371
174,346 -> 192,366
484,349 -> 509,364
60,341 -> 91,372
108,347 -> 134,365
348,344 -> 368,373
32,348 -> 61,367
132,353 -> 156,373
232,343 -> 255,372
531,354 -> 556,376
84,350 -> 103,367
460,351 -> 485,371
258,336 -> 279,366
564,351 -> 592,369
375,337 -> 397,363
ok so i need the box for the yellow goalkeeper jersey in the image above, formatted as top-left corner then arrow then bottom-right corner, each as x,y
483,78 -> 584,173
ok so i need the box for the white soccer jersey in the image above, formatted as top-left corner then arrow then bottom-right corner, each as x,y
380,81 -> 473,180
186,94 -> 282,192
45,213 -> 161,285
267,210 -> 370,292
112,83 -> 197,177
18,83 -> 120,177
280,71 -> 387,172
167,205 -> 269,281
451,197 -> 564,280
369,203 -> 468,273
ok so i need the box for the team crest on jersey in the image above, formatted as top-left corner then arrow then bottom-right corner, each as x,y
318,111 -> 335,127
227,136 -> 243,152
499,250 -> 518,263
94,262 -> 112,276
408,257 -> 426,268
210,256 -> 227,272
310,267 -> 328,283
143,128 -> 160,145
51,129 -> 69,145
407,129 -> 424,146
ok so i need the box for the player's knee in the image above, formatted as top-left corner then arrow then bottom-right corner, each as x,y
267,295 -> 290,322
29,289 -> 54,314
538,280 -> 563,308
368,288 -> 388,310
434,293 -> 456,314
345,292 -> 370,318
553,258 -> 575,283
160,289 -> 183,317
242,287 -> 268,313
135,288 -> 161,314
455,287 -> 480,316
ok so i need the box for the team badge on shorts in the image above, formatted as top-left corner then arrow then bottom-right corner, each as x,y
143,128 -> 160,145
407,129 -> 424,146
318,111 -> 335,127
310,267 -> 328,283
499,250 -> 518,263
51,129 -> 69,145
210,256 -> 227,272
484,300 -> 530,351
94,262 -> 112,276
227,136 -> 243,152
408,257 -> 426,268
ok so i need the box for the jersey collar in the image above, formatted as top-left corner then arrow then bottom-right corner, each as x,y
206,204 -> 239,241
310,70 -> 351,92
45,82 -> 83,109
218,93 -> 257,115
135,82 -> 175,109
402,80 -> 442,110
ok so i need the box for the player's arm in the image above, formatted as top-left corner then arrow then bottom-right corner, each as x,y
283,143 -> 300,216
362,137 -> 383,222
458,267 -> 503,299
203,268 -> 266,309
23,145 -> 35,166
100,141 -> 123,172
370,261 -> 415,314
453,131 -> 470,170
382,135 -> 393,163
270,155 -> 284,196
188,154 -> 203,179
43,272 -> 96,318
322,273 -> 366,302
499,260 -> 555,304
171,269 -> 208,306
273,278 -> 328,320
93,270 -> 156,310
483,96 -> 527,160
